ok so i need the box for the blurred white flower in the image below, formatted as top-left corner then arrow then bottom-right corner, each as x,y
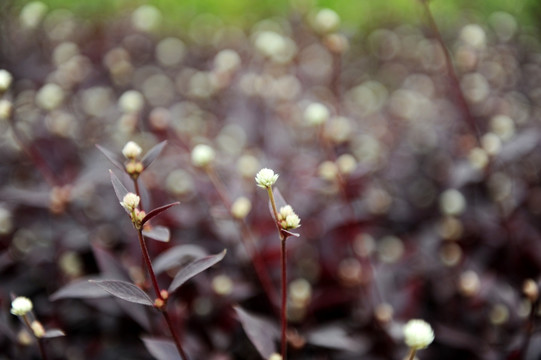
20,1 -> 48,29
10,297 -> 33,316
120,193 -> 140,212
36,83 -> 64,110
0,70 -> 13,91
439,189 -> 466,216
118,90 -> 144,114
403,319 -> 434,350
314,8 -> 341,34
191,144 -> 215,167
231,197 -> 252,219
255,168 -> 279,188
132,5 -> 162,32
304,102 -> 330,126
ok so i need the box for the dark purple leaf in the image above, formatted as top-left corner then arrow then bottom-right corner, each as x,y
497,130 -> 540,164
282,229 -> 300,238
142,225 -> 171,242
142,337 -> 182,360
96,144 -> 124,171
234,306 -> 278,359
306,325 -> 366,352
153,245 -> 208,275
42,329 -> 65,338
109,170 -> 130,212
142,140 -> 167,169
92,244 -> 130,280
141,202 -> 180,226
168,249 -> 227,293
90,280 -> 154,306
50,276 -> 109,300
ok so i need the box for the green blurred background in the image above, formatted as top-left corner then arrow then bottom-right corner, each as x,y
7,0 -> 541,32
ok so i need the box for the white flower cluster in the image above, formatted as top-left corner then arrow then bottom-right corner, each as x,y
10,296 -> 33,316
0,69 -> 13,91
120,192 -> 140,212
255,168 -> 279,188
122,141 -> 142,159
278,205 -> 301,230
403,319 -> 434,350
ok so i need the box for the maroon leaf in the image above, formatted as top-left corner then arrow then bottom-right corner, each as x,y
141,202 -> 180,226
141,140 -> 167,169
92,244 -> 130,280
96,144 -> 124,171
142,337 -> 182,360
109,170 -> 130,212
142,225 -> 171,242
306,325 -> 366,352
168,249 -> 227,293
90,280 -> 154,306
234,306 -> 278,359
153,245 -> 208,275
50,277 -> 109,300
42,329 -> 65,338
282,229 -> 300,238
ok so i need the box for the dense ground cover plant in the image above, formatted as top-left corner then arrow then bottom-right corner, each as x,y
2,1 -> 541,359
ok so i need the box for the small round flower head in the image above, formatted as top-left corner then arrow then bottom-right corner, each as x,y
120,192 -> 140,212
279,205 -> 294,219
278,205 -> 301,229
122,141 -> 142,159
304,102 -> 330,126
403,319 -> 434,350
11,296 -> 33,316
191,144 -> 215,168
20,1 -> 48,29
268,353 -> 283,360
313,8 -> 341,34
285,214 -> 301,229
255,168 -> 279,188
0,69 -> 13,91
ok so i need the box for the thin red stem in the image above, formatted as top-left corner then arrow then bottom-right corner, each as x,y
163,310 -> 189,360
280,237 -> 288,359
206,166 -> 279,308
137,230 -> 162,300
23,315 -> 48,360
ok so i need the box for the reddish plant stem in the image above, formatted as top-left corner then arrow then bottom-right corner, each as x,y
137,230 -> 162,300
206,166 -> 279,308
133,178 -> 143,211
280,237 -> 288,359
267,186 -> 288,358
520,298 -> 539,359
420,0 -> 479,140
163,310 -> 189,360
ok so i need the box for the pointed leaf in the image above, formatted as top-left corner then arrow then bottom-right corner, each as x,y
96,144 -> 124,171
109,170 -> 130,212
142,140 -> 167,169
153,245 -> 208,275
42,329 -> 65,338
306,325 -> 366,352
90,280 -> 154,306
142,202 -> 180,226
142,225 -> 171,242
50,276 -> 109,300
142,337 -> 182,360
92,244 -> 130,280
168,250 -> 227,293
283,229 -> 300,238
234,306 -> 278,359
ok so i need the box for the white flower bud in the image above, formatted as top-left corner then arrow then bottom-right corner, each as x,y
278,205 -> 301,229
313,8 -> 341,34
231,197 -> 252,219
191,144 -> 215,167
11,297 -> 33,316
268,354 -> 282,360
255,168 -> 279,188
0,70 -> 13,91
285,213 -> 301,229
132,5 -> 162,32
304,102 -> 330,126
279,205 -> 294,218
118,90 -> 144,113
0,99 -> 13,120
120,192 -> 140,211
403,319 -> 434,350
122,141 -> 142,159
